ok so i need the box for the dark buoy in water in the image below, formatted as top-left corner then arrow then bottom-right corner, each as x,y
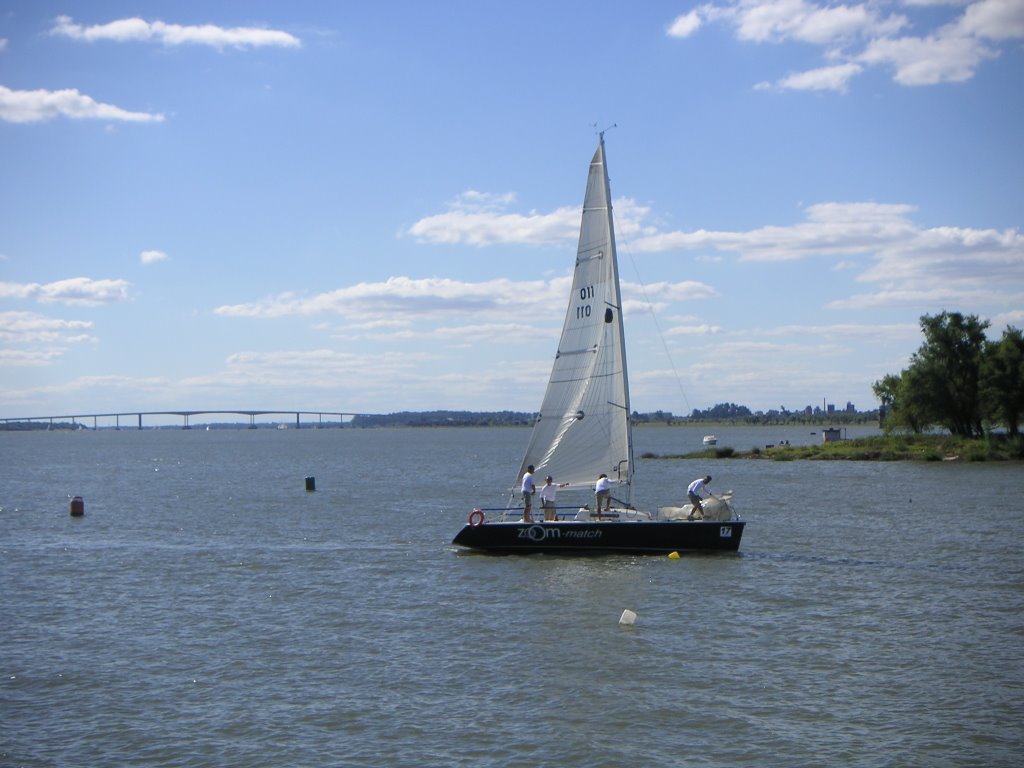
305,476 -> 316,492
69,496 -> 85,516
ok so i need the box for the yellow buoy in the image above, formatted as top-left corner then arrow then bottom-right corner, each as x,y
667,551 -> 680,559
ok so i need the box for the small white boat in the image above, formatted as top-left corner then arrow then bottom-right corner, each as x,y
703,435 -> 717,445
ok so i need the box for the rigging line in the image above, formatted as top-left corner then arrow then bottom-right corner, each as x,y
619,240 -> 691,415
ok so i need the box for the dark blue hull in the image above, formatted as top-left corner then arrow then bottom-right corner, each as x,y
452,519 -> 744,555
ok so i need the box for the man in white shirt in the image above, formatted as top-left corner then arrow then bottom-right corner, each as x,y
594,473 -> 612,518
539,475 -> 567,521
687,475 -> 712,519
521,465 -> 536,522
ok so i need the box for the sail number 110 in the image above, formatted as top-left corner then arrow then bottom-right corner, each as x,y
576,285 -> 595,319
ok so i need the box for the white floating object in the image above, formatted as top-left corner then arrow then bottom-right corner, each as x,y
619,609 -> 637,626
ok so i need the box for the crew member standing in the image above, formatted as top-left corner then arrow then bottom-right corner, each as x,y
539,475 -> 567,521
687,475 -> 712,519
594,473 -> 613,518
521,465 -> 537,522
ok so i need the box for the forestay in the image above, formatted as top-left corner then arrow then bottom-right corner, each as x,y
516,136 -> 633,498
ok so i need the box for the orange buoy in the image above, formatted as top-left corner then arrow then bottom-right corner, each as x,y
69,496 -> 85,517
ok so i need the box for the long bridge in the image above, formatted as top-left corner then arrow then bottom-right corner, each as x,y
1,410 -> 368,430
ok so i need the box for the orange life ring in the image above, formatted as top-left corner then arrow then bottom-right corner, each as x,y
468,509 -> 485,527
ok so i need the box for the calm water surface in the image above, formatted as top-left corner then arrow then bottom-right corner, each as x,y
2,426 -> 1022,767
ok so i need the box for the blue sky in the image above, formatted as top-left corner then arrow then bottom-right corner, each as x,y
2,1 -> 1022,422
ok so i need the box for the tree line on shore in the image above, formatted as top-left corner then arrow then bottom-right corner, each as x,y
873,311 -> 1023,438
349,410 -> 536,427
348,407 -> 879,428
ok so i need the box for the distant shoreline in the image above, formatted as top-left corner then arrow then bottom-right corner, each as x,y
1,416 -> 881,431
2,421 -> 873,432
4,420 -> 1019,461
643,434 -> 1023,462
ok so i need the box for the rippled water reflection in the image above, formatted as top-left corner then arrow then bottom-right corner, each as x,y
2,426 -> 1021,767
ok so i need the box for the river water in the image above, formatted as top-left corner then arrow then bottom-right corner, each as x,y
2,426 -> 1021,767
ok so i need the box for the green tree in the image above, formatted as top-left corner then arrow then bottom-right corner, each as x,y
912,312 -> 988,437
981,326 -> 1024,436
875,312 -> 989,437
873,370 -> 931,433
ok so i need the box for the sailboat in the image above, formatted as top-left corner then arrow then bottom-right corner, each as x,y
452,135 -> 745,555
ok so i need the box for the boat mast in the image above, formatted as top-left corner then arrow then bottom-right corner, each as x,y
598,132 -> 634,490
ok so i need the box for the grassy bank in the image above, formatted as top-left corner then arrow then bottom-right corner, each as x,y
644,434 -> 1024,462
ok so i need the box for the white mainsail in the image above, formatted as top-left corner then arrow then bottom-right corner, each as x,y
517,136 -> 633,497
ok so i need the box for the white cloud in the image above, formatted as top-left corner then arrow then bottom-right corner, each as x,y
0,348 -> 69,367
0,311 -> 95,345
407,203 -> 580,246
712,0 -> 905,45
0,311 -> 95,368
859,31 -> 996,85
450,190 -> 518,211
213,274 -> 716,330
665,322 -> 724,336
668,11 -> 703,38
631,202 -> 920,260
407,322 -> 545,344
407,194 -> 652,246
825,285 -> 1005,310
215,276 -> 562,320
0,355 -> 549,415
673,1 -> 1024,89
397,195 -> 1024,325
630,200 -> 1024,310
752,322 -> 920,339
957,0 -> 1024,39
0,277 -> 131,305
140,250 -> 169,265
760,62 -> 864,91
51,15 -> 301,50
627,280 -> 719,303
668,332 -> 881,408
0,85 -> 165,124
847,225 -> 1024,312
609,199 -> 657,239
193,349 -> 445,405
0,374 -> 177,411
992,309 -> 1024,328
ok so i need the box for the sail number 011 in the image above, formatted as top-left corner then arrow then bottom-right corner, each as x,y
576,285 -> 595,319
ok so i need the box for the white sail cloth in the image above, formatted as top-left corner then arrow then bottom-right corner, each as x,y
517,138 -> 633,497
